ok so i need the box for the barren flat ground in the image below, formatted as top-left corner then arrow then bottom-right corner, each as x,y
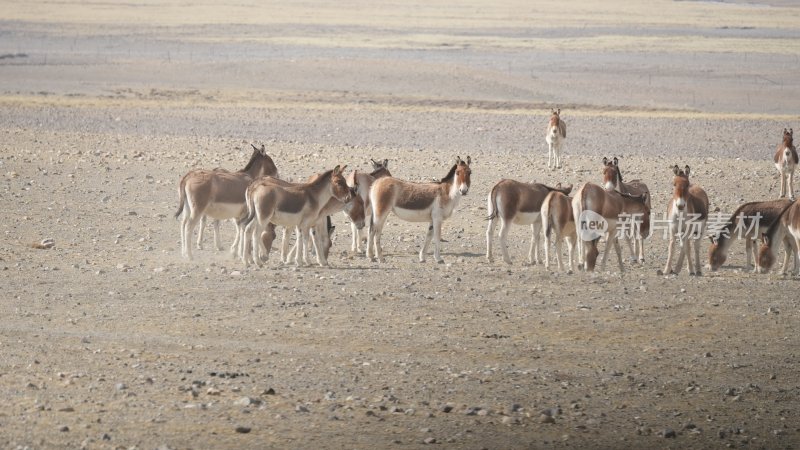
1,1 -> 800,449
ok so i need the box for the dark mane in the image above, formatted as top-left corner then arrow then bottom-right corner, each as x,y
370,166 -> 391,178
438,164 -> 458,184
239,148 -> 262,173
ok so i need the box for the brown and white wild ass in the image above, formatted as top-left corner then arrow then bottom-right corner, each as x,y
347,159 -> 392,253
774,128 -> 797,200
244,174 -> 364,265
757,199 -> 800,275
367,157 -> 472,263
602,157 -> 652,262
571,159 -> 650,272
240,166 -> 353,267
541,190 -> 576,272
708,199 -> 792,272
662,165 -> 709,276
485,179 -> 572,265
545,108 -> 566,170
175,144 -> 278,260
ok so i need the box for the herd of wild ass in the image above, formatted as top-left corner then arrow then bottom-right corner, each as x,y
175,110 -> 800,276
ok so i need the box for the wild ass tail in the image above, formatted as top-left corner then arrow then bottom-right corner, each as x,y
174,175 -> 187,219
485,184 -> 500,221
239,184 -> 257,227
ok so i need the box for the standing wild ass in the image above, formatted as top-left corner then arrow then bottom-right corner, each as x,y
708,199 -> 792,272
241,166 -> 353,267
367,157 -> 472,263
485,179 -> 572,265
175,144 -> 278,260
244,174 -> 364,265
541,190 -> 576,272
347,159 -> 392,253
774,128 -> 797,200
757,199 -> 800,275
662,165 -> 709,276
602,156 -> 652,262
545,108 -> 566,170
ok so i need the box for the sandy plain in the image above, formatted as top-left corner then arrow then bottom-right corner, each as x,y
1,1 -> 800,449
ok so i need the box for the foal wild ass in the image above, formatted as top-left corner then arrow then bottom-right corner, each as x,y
708,199 -> 792,272
662,165 -> 709,276
241,166 -> 353,267
541,190 -> 576,272
757,200 -> 800,276
367,157 -> 472,263
545,108 -> 566,170
485,179 -> 572,265
774,128 -> 797,200
347,159 -> 392,253
175,144 -> 278,260
602,156 -> 651,262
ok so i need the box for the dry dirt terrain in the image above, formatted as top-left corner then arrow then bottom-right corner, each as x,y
1,1 -> 799,449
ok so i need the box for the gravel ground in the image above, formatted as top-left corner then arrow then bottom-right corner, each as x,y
1,1 -> 799,449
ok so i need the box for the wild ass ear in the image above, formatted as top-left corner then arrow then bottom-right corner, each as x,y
761,232 -> 769,245
260,144 -> 266,154
383,159 -> 389,168
466,156 -> 471,166
338,164 -> 348,174
672,165 -> 680,175
332,165 -> 341,175
602,156 -> 609,166
684,165 -> 691,176
709,235 -> 717,245
612,157 -> 619,166
556,108 -> 561,115
251,143 -> 259,152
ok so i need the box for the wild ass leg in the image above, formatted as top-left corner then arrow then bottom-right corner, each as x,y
555,141 -> 562,169
543,228 -> 553,270
486,216 -> 497,263
779,173 -> 787,198
432,220 -> 444,264
662,223 -> 677,275
182,209 -> 203,261
547,143 -> 553,170
420,224 -> 434,263
745,238 -> 754,272
310,222 -> 329,267
499,218 -> 512,264
367,213 -> 387,263
788,170 -> 795,200
350,222 -> 360,253
529,220 -> 542,265
196,215 -> 206,250
212,219 -> 223,251
566,234 -> 576,273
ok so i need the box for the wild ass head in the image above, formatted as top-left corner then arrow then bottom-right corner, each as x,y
783,128 -> 794,147
601,156 -> 622,190
246,143 -> 279,178
330,165 -> 353,203
670,165 -> 692,212
454,156 -> 472,195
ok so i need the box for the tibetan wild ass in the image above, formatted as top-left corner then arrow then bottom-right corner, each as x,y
347,159 -> 392,253
757,199 -> 800,276
602,156 -> 652,262
175,144 -> 278,260
545,108 -> 566,170
662,165 -> 709,276
485,179 -> 572,265
541,190 -> 576,272
241,166 -> 353,267
367,157 -> 472,263
708,199 -> 792,272
774,128 -> 797,200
